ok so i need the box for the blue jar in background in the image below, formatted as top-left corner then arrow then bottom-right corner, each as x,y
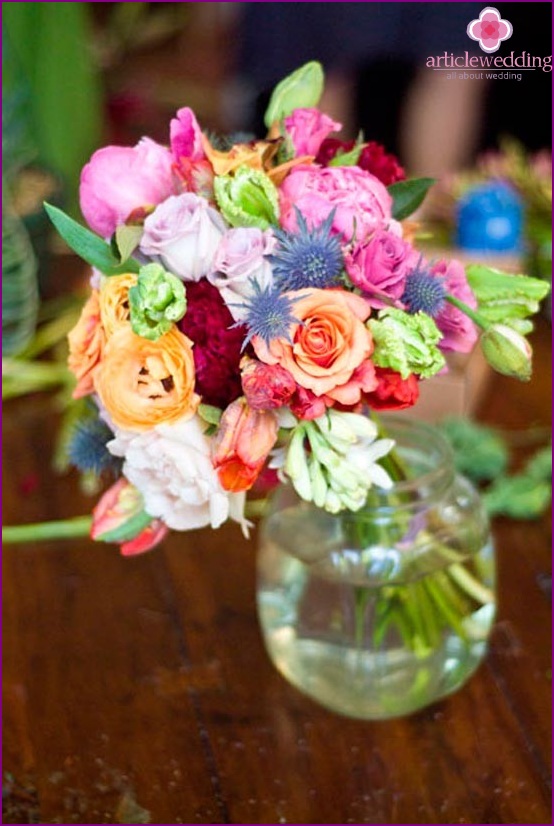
456,182 -> 523,253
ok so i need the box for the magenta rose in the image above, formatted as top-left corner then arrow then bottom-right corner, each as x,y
284,108 -> 342,157
345,231 -> 419,306
79,138 -> 175,238
431,259 -> 478,353
279,165 -> 392,243
141,193 -> 226,281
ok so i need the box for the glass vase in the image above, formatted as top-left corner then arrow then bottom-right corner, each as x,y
257,417 -> 495,720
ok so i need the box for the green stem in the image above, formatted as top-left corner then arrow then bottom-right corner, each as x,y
2,516 -> 92,544
448,563 -> 495,605
445,294 -> 489,330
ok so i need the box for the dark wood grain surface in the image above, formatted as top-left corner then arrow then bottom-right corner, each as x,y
3,314 -> 551,825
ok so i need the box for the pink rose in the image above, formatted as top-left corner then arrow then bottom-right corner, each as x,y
209,227 -> 275,320
431,259 -> 478,353
284,108 -> 342,157
279,165 -> 392,243
345,231 -> 419,306
170,106 -> 205,162
79,138 -> 175,238
141,193 -> 226,281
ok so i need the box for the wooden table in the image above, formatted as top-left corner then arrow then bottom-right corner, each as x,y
3,319 -> 551,825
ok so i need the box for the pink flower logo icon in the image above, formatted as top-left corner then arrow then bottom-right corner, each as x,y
467,7 -> 513,53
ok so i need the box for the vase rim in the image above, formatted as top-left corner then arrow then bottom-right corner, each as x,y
355,414 -> 456,511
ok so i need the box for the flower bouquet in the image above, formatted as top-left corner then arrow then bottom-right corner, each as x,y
4,62 -> 549,717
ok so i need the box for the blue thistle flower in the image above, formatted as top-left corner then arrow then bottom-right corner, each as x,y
68,418 -> 121,476
401,260 -> 446,317
239,280 -> 299,349
270,209 -> 343,291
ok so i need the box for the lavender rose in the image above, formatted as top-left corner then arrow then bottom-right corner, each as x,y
209,227 -> 276,320
141,193 -> 226,281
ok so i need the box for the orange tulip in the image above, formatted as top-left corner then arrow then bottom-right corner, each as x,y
212,398 -> 278,492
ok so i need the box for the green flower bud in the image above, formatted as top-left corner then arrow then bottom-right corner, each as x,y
369,308 -> 445,379
264,60 -> 325,128
129,263 -> 187,341
480,323 -> 532,381
214,165 -> 279,230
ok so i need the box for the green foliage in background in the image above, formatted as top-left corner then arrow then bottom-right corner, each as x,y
440,417 -> 551,520
3,2 -> 103,212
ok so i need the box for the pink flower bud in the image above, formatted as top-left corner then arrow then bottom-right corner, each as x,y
91,478 -> 167,555
241,357 -> 296,410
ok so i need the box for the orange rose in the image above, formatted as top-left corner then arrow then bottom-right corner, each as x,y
253,289 -> 374,402
94,325 -> 199,431
99,272 -> 138,337
67,289 -> 105,398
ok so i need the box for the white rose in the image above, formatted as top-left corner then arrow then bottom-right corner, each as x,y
107,415 -> 248,534
141,193 -> 227,281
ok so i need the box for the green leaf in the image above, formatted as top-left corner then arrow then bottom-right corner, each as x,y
198,404 -> 222,426
115,224 -> 143,262
466,264 -> 551,324
328,144 -> 365,167
484,475 -> 552,519
439,417 -> 508,482
264,61 -> 324,129
388,178 -> 435,221
44,202 -> 140,275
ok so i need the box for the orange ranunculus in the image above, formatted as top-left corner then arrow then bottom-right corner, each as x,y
94,325 -> 199,431
201,133 -> 312,184
99,272 -> 138,337
212,398 -> 278,492
67,289 -> 105,398
252,289 -> 375,403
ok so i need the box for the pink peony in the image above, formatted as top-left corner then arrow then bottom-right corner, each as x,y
141,193 -> 226,281
178,280 -> 245,409
431,259 -> 478,353
284,108 -> 342,157
79,138 -> 175,238
345,230 -> 419,306
279,164 -> 392,243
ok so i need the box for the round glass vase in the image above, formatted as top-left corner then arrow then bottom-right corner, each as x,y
257,417 -> 496,720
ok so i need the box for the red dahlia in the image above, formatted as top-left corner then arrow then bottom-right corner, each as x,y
179,280 -> 245,409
